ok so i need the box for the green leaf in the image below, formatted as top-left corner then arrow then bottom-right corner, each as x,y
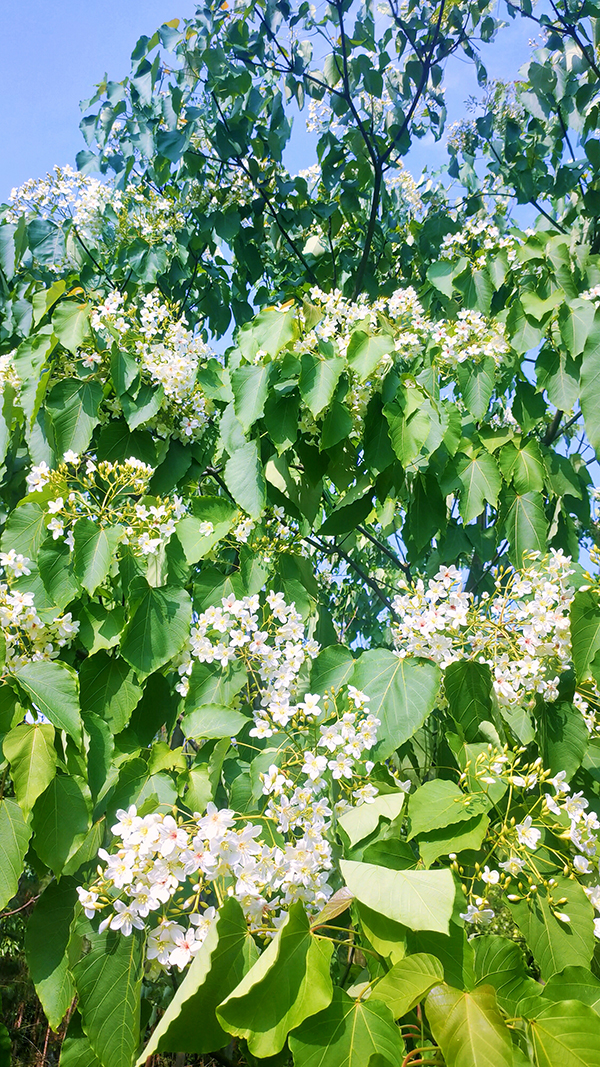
52,300 -> 91,351
542,966 -> 600,1015
12,660 -> 82,743
347,331 -> 393,383
120,382 -> 164,431
74,601 -> 125,654
417,813 -> 489,869
32,775 -> 91,876
38,535 -> 79,610
444,660 -> 494,742
59,1011 -> 102,1067
120,579 -> 192,680
340,860 -> 456,934
338,792 -> 406,846
541,701 -> 588,779
310,645 -> 355,695
299,353 -> 345,417
458,359 -> 495,421
371,953 -> 444,1019
73,924 -> 144,1067
502,491 -> 548,566
2,722 -> 57,815
185,658 -> 248,711
498,439 -> 545,493
408,779 -> 490,839
425,983 -> 514,1067
73,519 -> 122,595
176,496 -> 237,565
384,392 -> 431,466
351,651 -> 441,761
528,999 -> 600,1066
1,501 -> 46,558
570,589 -> 600,682
13,329 -> 56,426
181,703 -> 249,739
289,987 -> 404,1067
79,652 -> 142,733
25,879 -> 77,1030
46,379 -> 103,456
217,902 -> 334,1057
0,798 -> 32,909
224,441 -> 266,518
135,897 -> 256,1061
581,326 -> 600,455
237,306 -> 297,359
536,346 -> 580,411
427,260 -> 455,297
509,878 -> 594,980
456,452 -> 501,523
231,363 -> 271,432
472,935 -> 541,1015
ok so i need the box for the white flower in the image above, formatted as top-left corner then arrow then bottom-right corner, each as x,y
26,461 -> 51,492
573,855 -> 593,874
594,918 -> 600,939
301,752 -> 328,781
77,887 -> 101,918
481,866 -> 500,885
499,856 -> 526,879
515,816 -> 541,850
198,521 -> 214,536
109,899 -> 145,937
460,903 -> 495,925
63,450 -> 79,464
0,550 -> 31,576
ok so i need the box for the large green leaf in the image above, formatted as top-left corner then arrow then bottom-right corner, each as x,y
408,779 -> 490,839
310,645 -> 355,695
498,439 -> 545,493
1,501 -> 47,558
542,966 -> 600,1015
176,496 -> 237,564
340,860 -> 456,934
502,491 -> 548,566
444,660 -> 494,742
299,353 -> 345,417
231,363 -> 271,431
38,535 -> 79,609
509,878 -> 594,980
528,1000 -> 600,1066
458,359 -> 495,420
417,813 -> 489,869
351,651 -> 440,760
581,326 -> 600,456
79,652 -> 142,733
73,519 -> 122,595
32,775 -> 91,876
181,703 -> 249,739
425,983 -> 514,1067
338,792 -> 406,846
371,953 -> 444,1019
46,379 -> 103,456
289,987 -> 404,1067
570,589 -> 600,682
13,328 -> 56,426
2,722 -> 57,814
120,579 -> 192,679
73,924 -> 144,1067
237,306 -> 297,359
59,1011 -> 102,1067
217,902 -> 334,1057
456,452 -> 501,523
25,879 -> 77,1030
224,440 -> 266,518
52,300 -> 91,351
346,331 -> 393,382
472,935 -> 541,1015
11,660 -> 82,743
0,798 -> 32,909
384,392 -> 431,466
135,897 -> 256,1061
541,701 -> 588,779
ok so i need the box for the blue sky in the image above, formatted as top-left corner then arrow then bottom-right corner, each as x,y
1,2 -> 536,202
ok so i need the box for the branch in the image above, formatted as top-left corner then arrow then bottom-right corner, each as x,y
211,95 -> 317,284
305,535 -> 397,615
543,408 -> 564,446
356,524 -> 410,575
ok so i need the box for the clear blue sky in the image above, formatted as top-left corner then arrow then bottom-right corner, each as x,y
1,2 -> 535,203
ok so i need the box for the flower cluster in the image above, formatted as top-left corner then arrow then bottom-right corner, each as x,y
26,453 -> 186,560
90,290 -> 214,442
175,591 -> 319,724
457,748 -> 600,936
392,552 -> 576,711
439,217 -> 519,269
77,672 -> 381,973
0,554 -> 79,670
